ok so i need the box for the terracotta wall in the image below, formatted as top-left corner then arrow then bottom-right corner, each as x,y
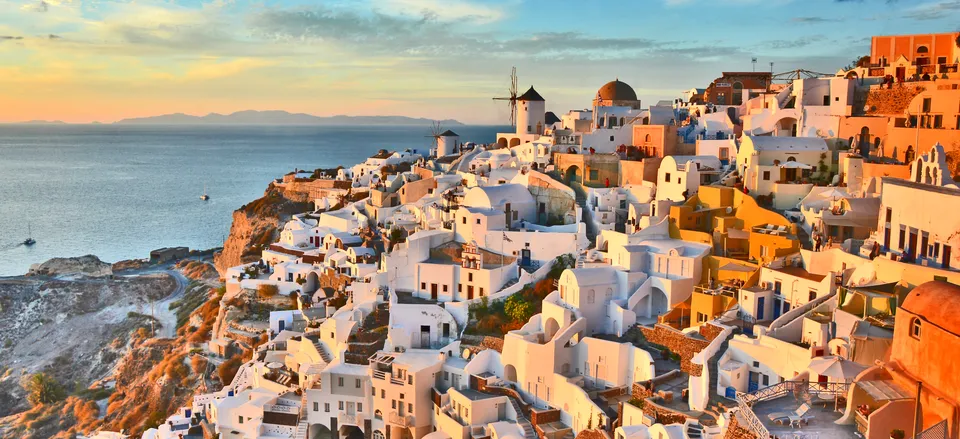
619,158 -> 660,186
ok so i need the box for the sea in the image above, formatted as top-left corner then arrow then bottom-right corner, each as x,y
0,124 -> 506,276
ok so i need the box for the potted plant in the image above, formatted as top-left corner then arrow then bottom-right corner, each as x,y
891,429 -> 905,439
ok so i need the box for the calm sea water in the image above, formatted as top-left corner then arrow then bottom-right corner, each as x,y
0,124 -> 505,276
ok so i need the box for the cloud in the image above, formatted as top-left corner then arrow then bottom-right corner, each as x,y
0,35 -> 24,41
765,35 -> 826,49
377,0 -> 507,23
903,0 -> 960,20
20,0 -> 48,12
48,34 -> 61,39
791,16 -> 840,23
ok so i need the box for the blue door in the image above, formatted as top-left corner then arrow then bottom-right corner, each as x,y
725,387 -> 737,399
757,297 -> 765,321
521,249 -> 531,267
773,298 -> 782,319
278,320 -> 285,332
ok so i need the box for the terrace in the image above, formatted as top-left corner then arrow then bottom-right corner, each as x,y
737,381 -> 854,439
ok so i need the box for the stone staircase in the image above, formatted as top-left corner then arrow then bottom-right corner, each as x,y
686,423 -> 704,439
571,183 -> 597,247
306,334 -> 333,363
502,277 -> 520,290
508,397 -> 536,439
294,421 -> 308,439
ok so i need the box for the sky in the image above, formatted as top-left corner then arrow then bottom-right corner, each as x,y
0,0 -> 958,124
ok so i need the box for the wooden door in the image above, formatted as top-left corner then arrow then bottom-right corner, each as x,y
467,285 -> 474,300
431,283 -> 438,300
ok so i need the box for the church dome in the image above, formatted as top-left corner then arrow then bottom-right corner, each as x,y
597,80 -> 637,101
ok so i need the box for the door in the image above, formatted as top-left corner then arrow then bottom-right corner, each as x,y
347,402 -> 356,415
452,374 -> 460,389
757,297 -> 765,321
467,285 -> 474,300
431,283 -> 438,300
278,319 -> 285,332
521,249 -> 531,267
944,245 -> 952,269
420,325 -> 430,348
748,372 -> 760,392
442,323 -> 450,338
773,298 -> 782,319
909,231 -> 918,260
896,66 -> 906,82
498,403 -> 506,419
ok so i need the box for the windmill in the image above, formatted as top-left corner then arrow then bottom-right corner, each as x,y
492,67 -> 519,126
425,120 -> 444,155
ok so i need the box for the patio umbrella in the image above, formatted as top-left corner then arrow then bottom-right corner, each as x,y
780,161 -> 813,169
817,188 -> 847,199
808,356 -> 868,381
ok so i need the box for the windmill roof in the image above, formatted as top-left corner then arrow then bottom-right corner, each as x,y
439,130 -> 459,137
545,112 -> 561,125
518,86 -> 545,102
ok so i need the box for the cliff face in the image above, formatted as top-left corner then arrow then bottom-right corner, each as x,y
213,209 -> 280,276
214,185 -> 313,276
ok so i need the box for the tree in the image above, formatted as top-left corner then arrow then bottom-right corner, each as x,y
21,372 -> 65,406
504,294 -> 534,324
217,356 -> 243,385
258,284 -> 279,299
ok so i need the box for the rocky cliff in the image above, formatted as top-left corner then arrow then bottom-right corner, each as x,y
214,187 -> 312,275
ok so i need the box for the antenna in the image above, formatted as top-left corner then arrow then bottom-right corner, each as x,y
492,67 -> 519,126
752,57 -> 758,72
769,62 -> 774,74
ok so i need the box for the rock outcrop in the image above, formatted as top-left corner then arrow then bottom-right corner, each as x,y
213,187 -> 312,276
27,255 -> 113,278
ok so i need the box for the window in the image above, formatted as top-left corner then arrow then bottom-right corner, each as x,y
400,393 -> 405,400
934,115 -> 943,128
392,400 -> 397,409
314,402 -> 319,411
408,375 -> 413,385
381,389 -> 385,398
444,371 -> 449,380
664,172 -> 671,182
753,361 -> 760,368
589,170 -> 599,181
372,387 -> 376,395
479,287 -> 484,296
421,282 -> 426,290
458,284 -> 462,292
697,312 -> 708,323
822,95 -> 830,106
911,318 -> 922,339
938,56 -> 948,64
899,228 -> 906,250
468,273 -> 473,282
678,178 -> 682,185
356,378 -> 362,388
338,377 -> 344,387
462,217 -> 466,224
443,284 -> 448,292
762,171 -> 771,181
808,290 -> 817,302
762,374 -> 769,386
609,136 -> 614,141
239,416 -> 244,424
476,218 -> 481,225
339,401 -> 344,410
358,403 -> 363,412
325,403 -> 331,412
922,98 -> 932,113
587,290 -> 595,304
886,208 -> 892,223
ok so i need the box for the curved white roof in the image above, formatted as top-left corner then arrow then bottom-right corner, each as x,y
464,184 -> 534,209
567,267 -> 619,287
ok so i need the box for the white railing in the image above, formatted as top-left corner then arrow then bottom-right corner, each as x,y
736,381 -> 850,439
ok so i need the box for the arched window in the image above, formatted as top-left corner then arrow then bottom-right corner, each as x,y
732,82 -> 744,105
911,318 -> 922,340
808,291 -> 817,302
374,431 -> 385,439
787,156 -> 797,162
644,134 -> 652,144
917,46 -> 929,54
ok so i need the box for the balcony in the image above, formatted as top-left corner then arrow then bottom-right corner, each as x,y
339,412 -> 364,426
388,411 -> 414,427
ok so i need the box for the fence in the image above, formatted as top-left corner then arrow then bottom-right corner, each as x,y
916,420 -> 948,439
736,381 -> 850,439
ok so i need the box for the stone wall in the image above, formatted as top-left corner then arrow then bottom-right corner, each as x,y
574,429 -> 608,439
722,415 -> 757,439
864,85 -> 925,116
530,408 -> 561,426
698,322 -> 725,342
639,325 -> 710,376
461,335 -> 504,353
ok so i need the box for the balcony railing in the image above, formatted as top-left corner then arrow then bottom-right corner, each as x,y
736,380 -> 850,439
338,412 -> 363,426
388,411 -> 414,427
372,370 -> 387,380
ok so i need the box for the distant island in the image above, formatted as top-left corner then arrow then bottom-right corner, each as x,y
6,111 -> 464,126
113,110 -> 464,126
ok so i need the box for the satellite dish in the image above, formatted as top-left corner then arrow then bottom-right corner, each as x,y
461,348 -> 472,360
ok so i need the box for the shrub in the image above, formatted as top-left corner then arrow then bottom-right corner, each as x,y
218,356 -> 243,385
504,294 -> 534,324
257,284 -> 279,299
891,430 -> 905,439
21,373 -> 66,406
191,355 -> 208,375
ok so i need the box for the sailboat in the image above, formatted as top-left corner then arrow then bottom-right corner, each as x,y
200,184 -> 210,201
23,224 -> 35,246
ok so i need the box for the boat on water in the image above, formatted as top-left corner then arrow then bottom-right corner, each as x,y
23,225 -> 35,246
201,184 -> 210,201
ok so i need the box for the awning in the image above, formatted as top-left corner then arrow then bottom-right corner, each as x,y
719,262 -> 756,273
780,161 -> 813,169
808,356 -> 868,380
858,379 -> 913,401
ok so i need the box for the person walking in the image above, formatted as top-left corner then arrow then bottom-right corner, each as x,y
814,235 -> 822,252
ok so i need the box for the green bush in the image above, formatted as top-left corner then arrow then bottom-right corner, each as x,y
22,373 -> 65,406
504,294 -> 534,324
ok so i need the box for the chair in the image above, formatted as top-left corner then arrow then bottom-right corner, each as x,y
789,404 -> 815,428
767,403 -> 811,425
